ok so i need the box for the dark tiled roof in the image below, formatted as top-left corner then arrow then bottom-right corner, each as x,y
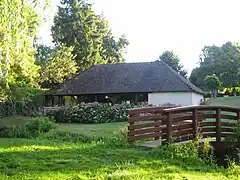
54,61 -> 204,95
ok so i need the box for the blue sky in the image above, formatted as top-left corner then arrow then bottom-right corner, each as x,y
38,0 -> 240,73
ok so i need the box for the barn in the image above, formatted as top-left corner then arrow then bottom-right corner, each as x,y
45,61 -> 204,106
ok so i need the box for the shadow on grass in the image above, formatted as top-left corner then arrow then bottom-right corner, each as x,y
0,138 -> 224,179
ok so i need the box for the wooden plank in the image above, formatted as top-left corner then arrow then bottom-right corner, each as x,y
131,114 -> 164,122
173,134 -> 194,143
129,127 -> 161,136
163,105 -> 240,113
172,123 -> 193,131
129,132 -> 161,141
128,121 -> 161,130
202,133 -> 216,138
221,114 -> 238,120
172,114 -> 193,122
202,127 -> 216,132
221,132 -> 235,137
221,122 -> 236,127
173,128 -> 193,137
199,121 -> 216,127
154,119 -> 160,140
221,127 -> 235,133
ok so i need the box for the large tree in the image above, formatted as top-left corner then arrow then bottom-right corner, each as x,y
51,0 -> 128,71
39,45 -> 77,88
0,0 -> 43,100
190,42 -> 240,90
158,51 -> 187,78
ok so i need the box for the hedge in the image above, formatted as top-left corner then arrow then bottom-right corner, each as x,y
46,103 -> 135,124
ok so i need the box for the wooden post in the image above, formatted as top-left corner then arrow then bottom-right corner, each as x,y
192,109 -> 198,139
128,113 -> 135,143
216,108 -> 221,154
154,119 -> 160,140
237,110 -> 240,122
166,112 -> 172,143
51,96 -> 54,107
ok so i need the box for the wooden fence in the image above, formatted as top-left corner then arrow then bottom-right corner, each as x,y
128,105 -> 240,153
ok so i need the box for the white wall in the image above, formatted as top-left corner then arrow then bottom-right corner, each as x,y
148,92 -> 203,106
148,92 -> 192,106
191,92 -> 203,105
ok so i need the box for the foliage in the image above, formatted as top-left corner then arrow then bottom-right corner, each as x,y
190,42 -> 240,90
35,44 -> 55,66
225,122 -> 240,149
204,74 -> 221,97
38,45 -> 77,88
0,116 -> 56,138
158,50 -> 188,78
47,103 -> 133,124
0,98 -> 44,118
51,0 -> 128,70
0,0 -> 44,100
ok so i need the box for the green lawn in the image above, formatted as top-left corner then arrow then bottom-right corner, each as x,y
57,122 -> 127,138
0,116 -> 31,128
210,96 -> 240,107
0,138 -> 239,180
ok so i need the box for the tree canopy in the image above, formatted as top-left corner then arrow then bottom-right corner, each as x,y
51,0 -> 129,70
190,42 -> 240,90
0,0 -> 43,100
158,51 -> 187,78
39,45 -> 77,88
204,74 -> 221,97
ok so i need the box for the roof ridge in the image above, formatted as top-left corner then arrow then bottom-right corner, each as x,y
160,61 -> 204,94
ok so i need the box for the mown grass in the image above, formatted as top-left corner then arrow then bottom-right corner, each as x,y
0,138 -> 239,180
58,122 -> 127,138
210,96 -> 240,107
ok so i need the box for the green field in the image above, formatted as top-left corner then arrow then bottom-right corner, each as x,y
0,137 -> 239,180
209,96 -> 240,107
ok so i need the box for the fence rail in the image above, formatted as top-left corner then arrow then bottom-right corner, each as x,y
128,105 -> 240,153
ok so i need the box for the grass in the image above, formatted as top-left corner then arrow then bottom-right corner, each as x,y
210,96 -> 240,107
57,122 -> 127,138
0,138 -> 239,179
0,109 -> 239,179
0,116 -> 31,128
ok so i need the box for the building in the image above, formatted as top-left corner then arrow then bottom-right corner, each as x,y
45,61 -> 204,106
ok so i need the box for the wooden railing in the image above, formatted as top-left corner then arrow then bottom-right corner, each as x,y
128,105 -> 240,153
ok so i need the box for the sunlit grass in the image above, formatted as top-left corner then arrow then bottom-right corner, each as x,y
0,138 -> 239,179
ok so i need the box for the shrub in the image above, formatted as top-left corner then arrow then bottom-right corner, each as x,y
0,117 -> 56,138
47,103 -> 134,124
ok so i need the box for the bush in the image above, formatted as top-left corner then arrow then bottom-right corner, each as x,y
47,103 -> 134,124
0,99 -> 43,118
0,117 -> 56,138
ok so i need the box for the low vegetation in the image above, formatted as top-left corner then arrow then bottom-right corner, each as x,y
47,103 -> 134,124
0,116 -> 239,179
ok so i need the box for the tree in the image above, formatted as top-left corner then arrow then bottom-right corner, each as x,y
190,42 -> 240,90
204,74 -> 221,97
35,44 -> 55,66
39,45 -> 77,88
158,51 -> 187,78
51,0 -> 128,70
0,0 -> 43,100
